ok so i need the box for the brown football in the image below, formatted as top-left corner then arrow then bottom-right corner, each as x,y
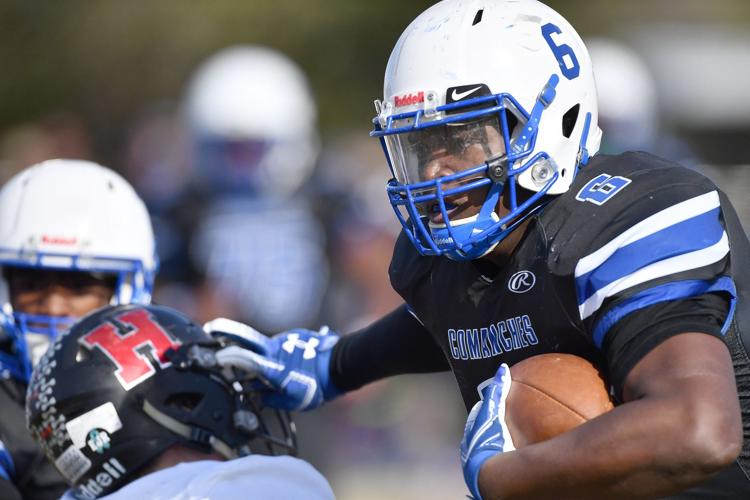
506,353 -> 614,448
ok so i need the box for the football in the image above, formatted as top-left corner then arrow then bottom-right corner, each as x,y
505,353 -> 614,448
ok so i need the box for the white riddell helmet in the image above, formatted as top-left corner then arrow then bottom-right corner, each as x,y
0,159 -> 157,381
184,45 -> 319,196
371,0 -> 601,260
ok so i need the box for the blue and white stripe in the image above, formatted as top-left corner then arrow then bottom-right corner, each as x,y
575,191 -> 730,322
591,277 -> 736,348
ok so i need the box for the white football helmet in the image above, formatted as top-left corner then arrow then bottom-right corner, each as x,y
184,45 -> 319,196
371,0 -> 601,260
0,159 -> 157,381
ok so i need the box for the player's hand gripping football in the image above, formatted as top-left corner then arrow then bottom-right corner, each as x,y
460,363 -> 516,500
203,318 -> 341,411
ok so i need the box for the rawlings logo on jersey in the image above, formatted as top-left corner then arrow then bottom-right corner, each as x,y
79,309 -> 181,391
508,270 -> 536,293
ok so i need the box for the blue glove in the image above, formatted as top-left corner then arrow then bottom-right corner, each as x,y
203,318 -> 341,411
460,363 -> 516,500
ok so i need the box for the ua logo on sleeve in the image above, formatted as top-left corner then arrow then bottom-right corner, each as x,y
79,309 -> 182,390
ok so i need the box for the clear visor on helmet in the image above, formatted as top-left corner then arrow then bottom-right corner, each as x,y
382,111 -> 518,216
384,114 -> 506,183
372,75 -> 566,259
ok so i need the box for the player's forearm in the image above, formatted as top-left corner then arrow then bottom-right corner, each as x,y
478,386 -> 741,499
329,304 -> 449,392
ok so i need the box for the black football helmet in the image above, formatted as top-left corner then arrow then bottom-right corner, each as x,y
26,304 -> 296,498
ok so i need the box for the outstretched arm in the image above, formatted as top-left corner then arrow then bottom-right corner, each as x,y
476,332 -> 742,499
205,304 -> 448,411
329,304 -> 449,392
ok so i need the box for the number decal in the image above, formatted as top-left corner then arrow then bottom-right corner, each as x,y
575,174 -> 632,205
541,23 -> 580,80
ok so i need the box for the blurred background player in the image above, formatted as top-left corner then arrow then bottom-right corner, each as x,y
586,36 -> 699,167
26,303 -> 334,500
147,45 -> 329,332
0,159 -> 157,499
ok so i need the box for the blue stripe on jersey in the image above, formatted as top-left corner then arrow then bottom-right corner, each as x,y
0,440 -> 14,480
592,276 -> 736,349
576,207 -> 724,304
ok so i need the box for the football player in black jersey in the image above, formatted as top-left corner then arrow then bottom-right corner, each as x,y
204,0 -> 750,498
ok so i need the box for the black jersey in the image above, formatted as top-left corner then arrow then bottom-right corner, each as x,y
390,152 -> 750,483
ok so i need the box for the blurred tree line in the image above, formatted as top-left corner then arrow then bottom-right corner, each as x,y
0,0 -> 749,165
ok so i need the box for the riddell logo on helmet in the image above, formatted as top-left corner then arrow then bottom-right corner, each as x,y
74,457 -> 127,499
41,235 -> 77,245
394,91 -> 424,107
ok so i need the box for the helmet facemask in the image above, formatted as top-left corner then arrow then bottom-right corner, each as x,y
373,75 -> 570,260
0,256 -> 155,382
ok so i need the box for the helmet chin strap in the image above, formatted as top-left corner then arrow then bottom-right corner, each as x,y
429,180 -> 504,261
142,399 -> 236,460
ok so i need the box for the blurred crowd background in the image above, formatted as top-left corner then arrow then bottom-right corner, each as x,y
1,1 -> 749,498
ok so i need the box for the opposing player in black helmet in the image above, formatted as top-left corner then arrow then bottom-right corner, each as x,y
26,304 -> 334,500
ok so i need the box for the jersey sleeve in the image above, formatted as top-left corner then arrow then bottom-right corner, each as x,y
567,159 -> 736,395
603,292 -> 729,397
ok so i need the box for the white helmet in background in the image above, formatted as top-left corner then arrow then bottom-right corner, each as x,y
0,159 -> 157,381
587,37 -> 658,153
184,45 -> 319,196
371,0 -> 601,260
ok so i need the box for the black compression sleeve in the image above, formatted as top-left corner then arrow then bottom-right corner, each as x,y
329,304 -> 450,392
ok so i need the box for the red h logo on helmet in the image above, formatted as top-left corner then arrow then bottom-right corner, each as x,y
80,309 -> 182,391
